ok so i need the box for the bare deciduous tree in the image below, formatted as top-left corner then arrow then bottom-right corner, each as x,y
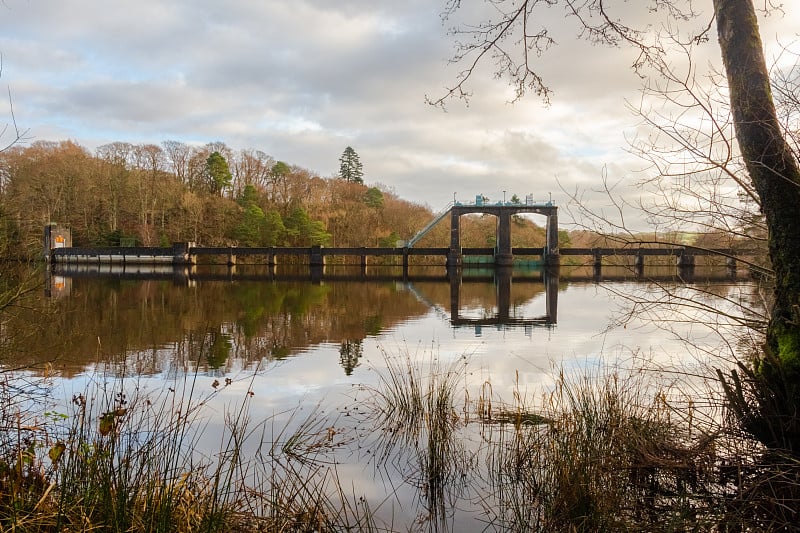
436,0 -> 800,452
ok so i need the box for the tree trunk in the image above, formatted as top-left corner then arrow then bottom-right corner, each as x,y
715,0 -> 800,360
715,0 -> 800,451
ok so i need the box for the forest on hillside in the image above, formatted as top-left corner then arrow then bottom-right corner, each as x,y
0,140 -> 559,259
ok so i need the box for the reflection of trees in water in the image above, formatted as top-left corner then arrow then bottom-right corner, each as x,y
339,340 -> 363,376
8,276 -> 429,376
205,331 -> 232,370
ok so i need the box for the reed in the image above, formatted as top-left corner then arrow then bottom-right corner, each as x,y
0,371 -> 377,532
3,347 -> 799,531
362,348 -> 474,528
480,366 -> 722,531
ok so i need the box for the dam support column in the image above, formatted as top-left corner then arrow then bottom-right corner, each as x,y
495,213 -> 513,267
44,224 -> 72,264
635,252 -> 645,275
172,242 -> 195,265
545,210 -> 560,267
447,211 -> 462,267
677,249 -> 696,276
310,245 -> 325,267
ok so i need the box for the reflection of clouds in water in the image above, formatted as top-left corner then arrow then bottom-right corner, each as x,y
38,279 -> 751,531
51,281 -> 742,417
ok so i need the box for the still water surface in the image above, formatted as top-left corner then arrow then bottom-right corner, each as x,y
15,264 -> 755,530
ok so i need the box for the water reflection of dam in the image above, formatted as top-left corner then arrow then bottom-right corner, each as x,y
47,264 -> 560,329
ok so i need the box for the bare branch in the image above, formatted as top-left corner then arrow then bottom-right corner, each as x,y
433,0 -> 713,107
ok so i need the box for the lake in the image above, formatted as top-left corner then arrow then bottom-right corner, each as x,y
6,264 -> 757,530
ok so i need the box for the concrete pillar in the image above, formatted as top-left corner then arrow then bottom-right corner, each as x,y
448,211 -> 462,267
402,248 -> 409,278
310,245 -> 325,267
495,213 -> 513,266
44,224 -> 72,264
450,210 -> 461,250
227,247 -> 237,266
677,250 -> 695,267
172,242 -> 194,265
545,210 -> 560,266
634,252 -> 645,275
678,250 -> 696,273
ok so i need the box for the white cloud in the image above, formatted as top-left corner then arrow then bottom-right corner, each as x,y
1,1 -> 798,229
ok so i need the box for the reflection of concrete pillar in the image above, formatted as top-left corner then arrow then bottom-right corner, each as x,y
448,211 -> 462,267
44,269 -> 72,298
449,270 -> 461,322
545,210 -> 560,266
496,213 -> 513,266
172,267 -> 192,286
726,256 -> 737,278
495,267 -> 512,322
310,265 -> 323,284
677,250 -> 695,279
545,267 -> 559,325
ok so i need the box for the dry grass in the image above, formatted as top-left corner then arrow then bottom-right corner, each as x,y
2,351 -> 799,531
0,373 -> 376,533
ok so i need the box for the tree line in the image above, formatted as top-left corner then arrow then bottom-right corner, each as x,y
0,140 -> 421,256
0,140 -> 558,259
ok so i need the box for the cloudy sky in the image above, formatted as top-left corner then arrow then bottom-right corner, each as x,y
1,1 -> 798,227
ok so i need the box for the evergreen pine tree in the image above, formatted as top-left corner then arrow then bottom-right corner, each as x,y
338,146 -> 364,184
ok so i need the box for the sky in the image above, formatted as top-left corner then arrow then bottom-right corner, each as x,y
1,1 -> 798,229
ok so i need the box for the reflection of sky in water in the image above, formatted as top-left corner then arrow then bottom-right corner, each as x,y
52,281 -> 745,417
40,280 -> 752,531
